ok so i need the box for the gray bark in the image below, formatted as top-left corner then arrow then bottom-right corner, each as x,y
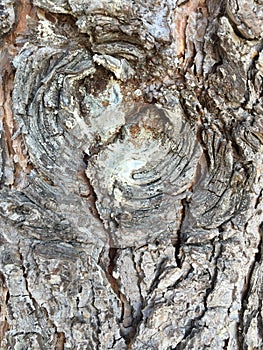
0,0 -> 262,349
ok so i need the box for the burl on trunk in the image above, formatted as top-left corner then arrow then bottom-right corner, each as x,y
0,0 -> 262,349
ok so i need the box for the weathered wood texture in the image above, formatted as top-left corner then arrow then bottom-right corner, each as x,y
0,0 -> 263,349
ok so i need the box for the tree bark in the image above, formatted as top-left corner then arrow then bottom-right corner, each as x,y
0,0 -> 262,349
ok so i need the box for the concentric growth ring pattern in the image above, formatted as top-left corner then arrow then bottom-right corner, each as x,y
85,104 -> 202,247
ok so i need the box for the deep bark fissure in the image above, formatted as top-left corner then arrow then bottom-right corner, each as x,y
105,248 -> 137,345
0,272 -> 9,344
173,198 -> 188,268
174,241 -> 222,349
1,0 -> 262,349
90,285 -> 101,350
125,250 -> 144,349
237,223 -> 263,350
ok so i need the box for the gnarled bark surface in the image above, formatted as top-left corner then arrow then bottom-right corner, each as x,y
0,0 -> 262,349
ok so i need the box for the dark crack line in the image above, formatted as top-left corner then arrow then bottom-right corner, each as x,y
0,271 -> 10,343
105,247 -> 146,348
223,337 -> 230,350
125,249 -> 144,349
0,130 -> 6,188
173,241 -> 222,349
167,265 -> 194,292
104,248 -> 132,344
173,198 -> 188,268
83,153 -> 118,249
83,123 -> 126,161
237,222 -> 263,350
18,244 -> 64,348
243,43 -> 263,108
82,154 -> 103,221
90,285 -> 101,350
18,247 -> 39,312
148,257 -> 168,293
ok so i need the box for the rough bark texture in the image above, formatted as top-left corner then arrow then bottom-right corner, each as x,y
0,0 -> 263,349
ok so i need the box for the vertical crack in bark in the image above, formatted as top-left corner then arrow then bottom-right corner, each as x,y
237,222 -> 263,350
90,285 -> 101,350
196,125 -> 211,169
125,250 -> 143,350
83,153 -> 112,236
0,129 -> 5,187
84,157 -> 128,346
255,189 -> 262,210
174,240 -> 222,349
173,198 -> 188,268
1,0 -> 262,348
223,337 -> 230,350
106,247 -> 145,348
107,248 -> 125,342
18,247 -> 37,308
81,157 -> 102,221
107,248 -> 134,345
243,48 -> 259,107
84,155 -> 139,346
148,257 -> 169,293
18,244 -> 65,349
107,248 -> 119,296
0,272 -> 9,345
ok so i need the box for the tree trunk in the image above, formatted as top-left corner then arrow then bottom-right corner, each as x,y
0,0 -> 262,349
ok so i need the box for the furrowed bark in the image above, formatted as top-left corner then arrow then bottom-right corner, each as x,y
0,0 -> 262,349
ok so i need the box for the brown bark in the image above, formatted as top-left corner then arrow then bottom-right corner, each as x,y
0,0 -> 262,349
